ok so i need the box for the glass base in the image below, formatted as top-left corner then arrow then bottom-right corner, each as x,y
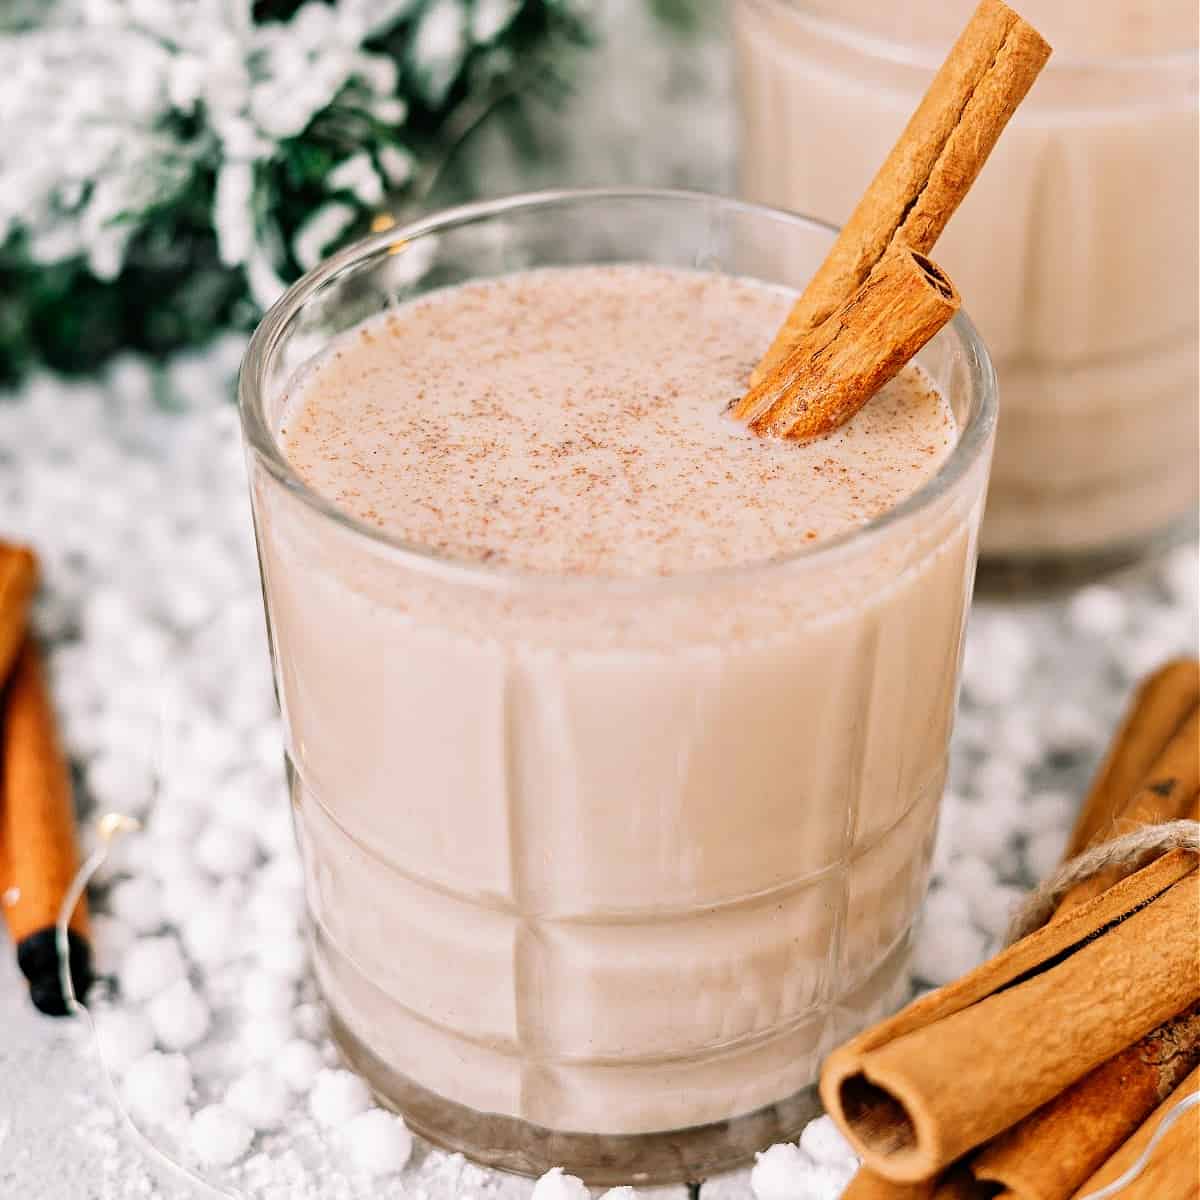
330,1013 -> 822,1187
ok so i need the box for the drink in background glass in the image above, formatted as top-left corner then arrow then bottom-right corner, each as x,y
735,0 -> 1199,567
238,191 -> 996,1184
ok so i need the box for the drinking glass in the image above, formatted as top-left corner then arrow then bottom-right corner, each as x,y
239,189 -> 996,1184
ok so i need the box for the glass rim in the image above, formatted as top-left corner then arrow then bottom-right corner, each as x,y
238,186 -> 997,596
741,0 -> 1199,73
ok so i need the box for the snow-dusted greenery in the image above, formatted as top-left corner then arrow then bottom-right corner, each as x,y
0,0 -> 592,381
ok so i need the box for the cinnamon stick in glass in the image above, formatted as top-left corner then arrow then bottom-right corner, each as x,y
0,637 -> 92,1015
820,852 -> 1200,1182
751,0 -> 1051,387
730,247 -> 959,441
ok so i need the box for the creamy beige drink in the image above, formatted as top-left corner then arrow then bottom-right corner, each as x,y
240,190 -> 995,1181
735,0 -> 1199,559
281,269 -> 957,573
263,264 -> 959,1132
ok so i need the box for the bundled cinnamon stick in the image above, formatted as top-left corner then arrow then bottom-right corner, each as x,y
1070,1065 -> 1200,1200
738,0 -> 1051,442
843,1172 -> 939,1200
968,1005 -> 1200,1198
1064,658 -> 1199,857
1055,671 -> 1199,920
830,659 -> 1200,1195
0,637 -> 93,1015
966,662 -> 1197,1200
951,662 -> 1199,1198
822,852 -> 1199,1180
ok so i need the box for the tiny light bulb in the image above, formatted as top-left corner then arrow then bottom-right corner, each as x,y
97,812 -> 141,841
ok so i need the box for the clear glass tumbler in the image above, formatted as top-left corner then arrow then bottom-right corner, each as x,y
238,189 -> 996,1185
735,0 -> 1199,573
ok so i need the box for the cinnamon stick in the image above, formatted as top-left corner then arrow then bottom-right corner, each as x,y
934,668 -> 1200,1199
1065,659 -> 1200,857
0,541 -> 37,688
751,0 -> 1051,387
932,1170 -> 986,1200
1055,704 -> 1199,919
845,1171 -> 993,1200
838,898 -> 1200,1200
844,1170 -> 940,1200
1070,1066 -> 1200,1200
834,666 -> 1200,1197
966,1004 -> 1200,1199
0,637 -> 92,1015
730,246 -> 959,441
1110,706 -> 1200,834
843,1016 -> 1200,1200
820,852 -> 1200,1182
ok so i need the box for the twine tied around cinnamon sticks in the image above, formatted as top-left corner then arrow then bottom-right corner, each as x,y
1005,818 -> 1200,945
827,657 -> 1200,1200
734,0 -> 1052,443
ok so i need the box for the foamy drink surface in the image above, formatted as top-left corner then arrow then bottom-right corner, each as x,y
281,265 -> 956,575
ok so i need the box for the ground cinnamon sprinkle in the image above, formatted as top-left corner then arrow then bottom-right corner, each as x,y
279,265 -> 958,577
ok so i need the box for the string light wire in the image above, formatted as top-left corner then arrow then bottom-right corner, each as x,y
56,811 -> 241,1200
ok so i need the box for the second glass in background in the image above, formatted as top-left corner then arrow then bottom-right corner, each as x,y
735,0 -> 1199,569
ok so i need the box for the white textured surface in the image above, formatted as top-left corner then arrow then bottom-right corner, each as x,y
2,8 -> 1198,1199
1,341 -> 1194,1200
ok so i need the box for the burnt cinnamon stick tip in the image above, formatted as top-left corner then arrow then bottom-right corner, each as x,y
732,245 -> 960,443
16,926 -> 93,1017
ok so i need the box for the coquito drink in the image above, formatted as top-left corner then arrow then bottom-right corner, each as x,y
239,193 -> 995,1182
